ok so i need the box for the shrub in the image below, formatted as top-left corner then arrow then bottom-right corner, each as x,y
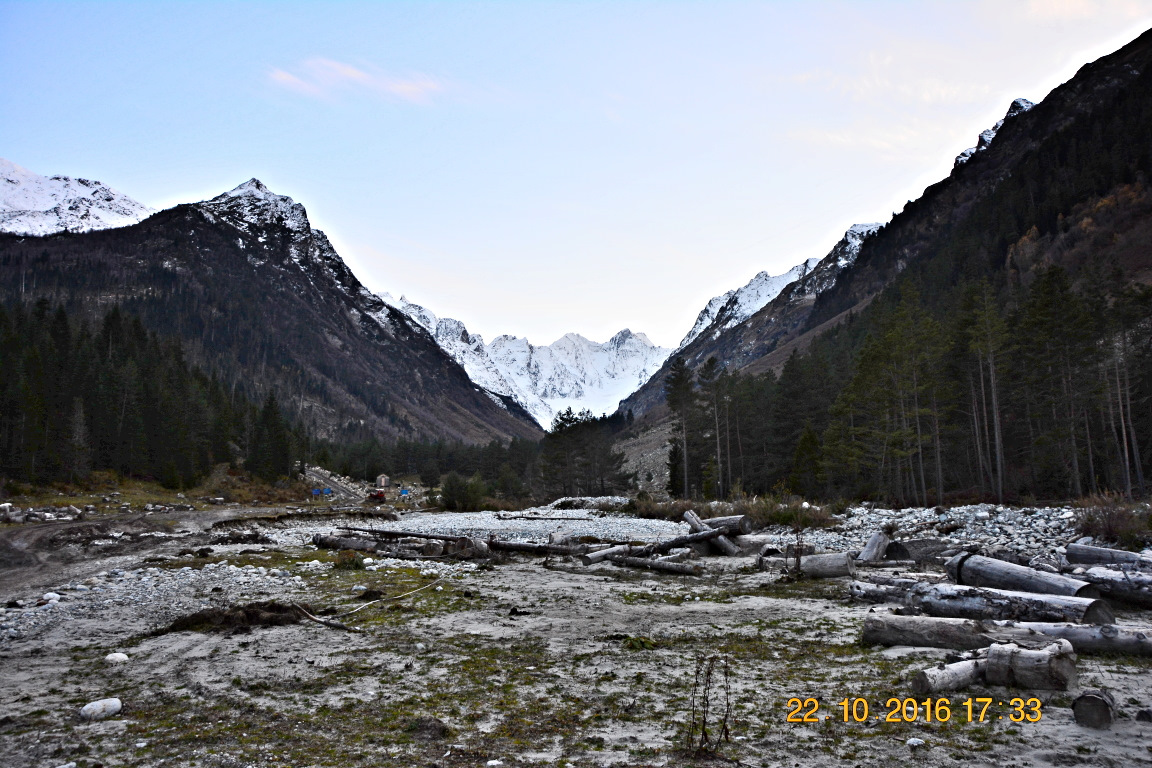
333,550 -> 365,570
438,472 -> 488,511
1075,495 -> 1151,549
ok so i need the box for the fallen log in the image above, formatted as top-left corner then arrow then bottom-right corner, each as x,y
338,526 -> 465,544
861,614 -> 1152,655
627,527 -> 726,559
911,582 -> 1113,624
486,540 -> 589,556
683,511 -> 740,556
581,544 -> 632,565
911,659 -> 984,695
608,555 -> 703,575
985,640 -> 1077,690
1078,566 -> 1152,607
911,639 -> 1076,694
1066,543 -> 1151,567
856,559 -> 919,569
857,572 -> 946,587
858,531 -> 891,562
313,534 -> 378,552
849,581 -> 1114,624
946,553 -> 1100,598
699,515 -> 753,535
1073,689 -> 1117,730
796,552 -> 856,578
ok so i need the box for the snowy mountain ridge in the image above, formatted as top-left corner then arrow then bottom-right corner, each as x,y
678,222 -> 882,350
378,293 -> 671,427
955,98 -> 1035,167
0,158 -> 155,236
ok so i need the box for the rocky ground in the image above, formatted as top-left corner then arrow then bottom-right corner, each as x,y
1,499 -> 1151,768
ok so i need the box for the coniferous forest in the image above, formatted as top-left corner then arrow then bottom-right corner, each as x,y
663,267 -> 1152,504
0,301 -> 295,488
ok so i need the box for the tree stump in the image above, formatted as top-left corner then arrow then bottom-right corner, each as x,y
1073,689 -> 1116,729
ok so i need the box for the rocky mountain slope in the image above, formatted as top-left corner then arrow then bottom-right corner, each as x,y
623,26 -> 1152,420
0,179 -> 542,444
623,221 -> 883,416
0,158 -> 154,236
379,293 -> 670,427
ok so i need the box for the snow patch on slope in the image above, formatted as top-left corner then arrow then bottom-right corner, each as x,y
955,98 -> 1034,167
378,293 -> 670,427
0,158 -> 155,236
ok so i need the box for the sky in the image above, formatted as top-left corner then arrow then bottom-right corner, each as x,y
3,1 -> 1152,349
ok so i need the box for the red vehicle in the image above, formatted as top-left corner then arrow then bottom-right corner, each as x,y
367,490 -> 388,502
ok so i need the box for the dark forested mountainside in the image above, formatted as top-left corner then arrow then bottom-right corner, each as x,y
0,182 -> 543,446
0,301 -> 294,487
647,28 -> 1152,503
623,27 -> 1152,421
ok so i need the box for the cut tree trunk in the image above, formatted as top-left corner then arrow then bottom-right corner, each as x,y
912,659 -> 985,695
486,540 -> 589,556
1078,566 -> 1152,607
858,531 -> 891,562
699,515 -> 753,535
862,614 -> 1152,654
1066,543 -> 1151,567
856,560 -> 919,569
581,544 -> 632,565
984,640 -> 1077,690
608,555 -> 703,575
1073,689 -> 1117,729
946,553 -> 1099,598
850,581 -> 1114,623
797,552 -> 856,578
683,511 -> 740,556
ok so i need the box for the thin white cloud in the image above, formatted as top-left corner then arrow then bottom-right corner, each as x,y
268,57 -> 444,104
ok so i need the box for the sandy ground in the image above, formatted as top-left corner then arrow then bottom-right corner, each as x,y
1,506 -> 1151,768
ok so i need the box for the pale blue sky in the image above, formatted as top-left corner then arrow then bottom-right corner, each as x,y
3,1 -> 1151,347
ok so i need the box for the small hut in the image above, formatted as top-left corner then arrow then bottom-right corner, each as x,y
375,474 -> 391,489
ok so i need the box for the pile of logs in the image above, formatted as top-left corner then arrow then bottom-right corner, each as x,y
848,534 -> 1152,723
310,511 -> 754,576
581,513 -> 753,575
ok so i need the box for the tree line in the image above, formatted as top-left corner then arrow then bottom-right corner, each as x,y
317,407 -> 634,501
0,301 -> 296,488
663,267 -> 1151,504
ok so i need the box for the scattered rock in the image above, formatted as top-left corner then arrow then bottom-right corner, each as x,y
104,652 -> 129,664
906,737 -> 925,748
79,698 -> 122,721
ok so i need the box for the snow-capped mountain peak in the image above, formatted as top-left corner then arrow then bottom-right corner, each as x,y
199,179 -> 310,233
955,98 -> 1035,167
376,293 -> 670,427
0,158 -> 155,236
678,222 -> 883,351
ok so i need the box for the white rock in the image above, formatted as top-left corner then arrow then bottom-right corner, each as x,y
104,653 -> 129,664
906,737 -> 925,748
43,592 -> 61,601
79,698 -> 122,721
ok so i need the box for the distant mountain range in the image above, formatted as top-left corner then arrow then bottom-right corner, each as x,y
0,160 -> 672,433
0,176 -> 542,444
380,291 -> 670,427
623,26 -> 1152,422
0,158 -> 154,236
